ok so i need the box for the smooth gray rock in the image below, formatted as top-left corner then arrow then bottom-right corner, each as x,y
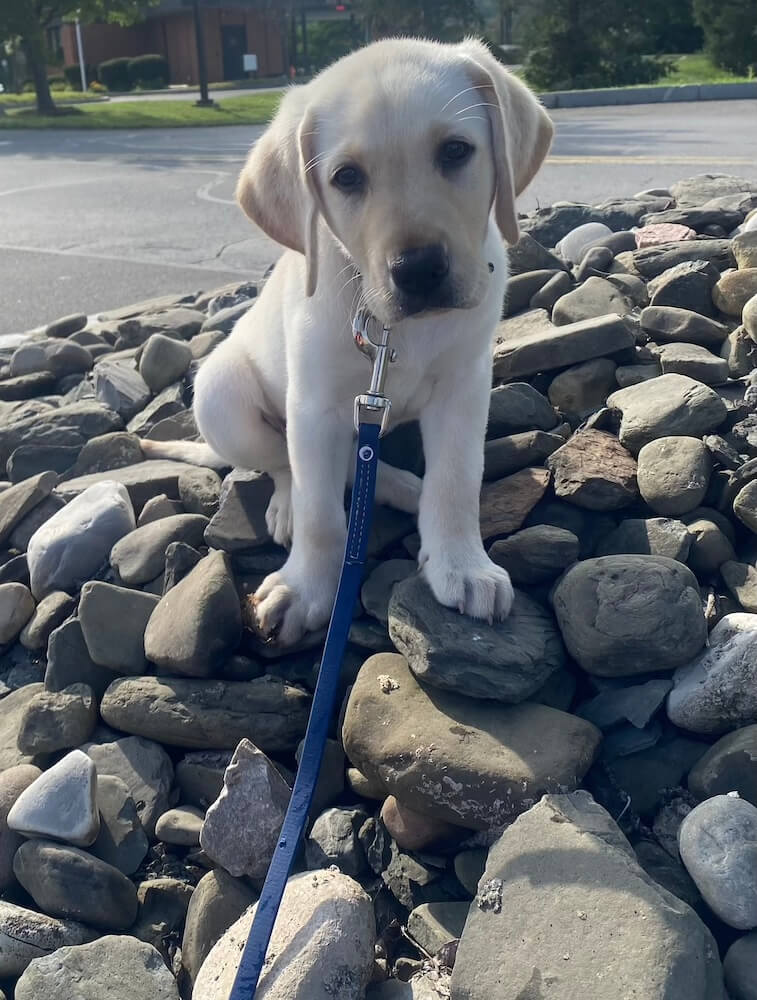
19,591 -> 75,650
0,901 -> 94,979
504,269 -> 561,315
483,430 -> 562,479
689,726 -> 757,806
9,494 -> 64,551
13,839 -> 139,931
685,515 -> 736,574
454,848 -> 488,897
637,436 -> 712,516
27,480 -> 135,599
14,934 -> 180,1000
0,764 -> 40,890
487,382 -> 556,436
94,361 -> 151,420
607,374 -> 727,453
647,259 -> 720,316
200,738 -> 291,879
178,467 -> 221,517
451,792 -> 726,1000
632,238 -> 734,278
65,430 -> 143,478
181,868 -> 257,987
0,683 -> 44,771
388,575 -> 565,703
132,877 -> 194,956
679,795 -> 757,929
668,614 -> 757,735
204,470 -> 274,551
7,442 -> 79,482
548,357 -> 617,419
119,306 -> 205,343
641,305 -> 730,346
155,805 -> 204,846
733,480 -> 757,535
361,559 -> 416,625
0,401 -> 122,469
488,525 -> 579,584
90,773 -> 149,875
493,313 -> 634,380
85,736 -> 174,838
101,675 -> 310,753
79,581 -> 159,674
193,869 -> 375,1000
44,618 -> 111,697
724,931 -> 757,1000
552,276 -> 631,326
110,513 -> 208,585
655,342 -> 729,386
176,750 -> 232,809
553,556 -> 706,676
595,517 -> 691,562
0,470 -> 57,547
138,493 -> 184,524
144,551 -> 242,677
507,232 -> 566,275
16,684 -> 97,755
342,654 -> 600,830
721,561 -> 757,613
0,582 -> 35,643
57,459 -> 202,514
46,312 -> 87,337
408,901 -> 469,956
7,749 -> 99,847
305,807 -> 369,878
139,333 -> 192,393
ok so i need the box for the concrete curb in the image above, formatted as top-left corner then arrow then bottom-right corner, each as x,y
540,81 -> 757,109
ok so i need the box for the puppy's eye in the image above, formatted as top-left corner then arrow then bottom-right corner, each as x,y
439,139 -> 474,167
331,165 -> 364,191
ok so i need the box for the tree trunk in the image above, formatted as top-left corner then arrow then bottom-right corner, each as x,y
22,32 -> 56,115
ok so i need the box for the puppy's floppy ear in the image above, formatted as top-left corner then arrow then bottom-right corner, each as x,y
458,40 -> 554,245
236,89 -> 321,295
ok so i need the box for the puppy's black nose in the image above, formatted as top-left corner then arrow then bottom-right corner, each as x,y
389,245 -> 449,298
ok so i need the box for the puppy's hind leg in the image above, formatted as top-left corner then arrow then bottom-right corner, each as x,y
192,347 -> 294,547
348,459 -> 421,514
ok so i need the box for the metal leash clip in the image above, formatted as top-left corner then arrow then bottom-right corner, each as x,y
352,308 -> 395,435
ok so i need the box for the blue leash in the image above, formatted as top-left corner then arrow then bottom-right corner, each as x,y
229,315 -> 392,999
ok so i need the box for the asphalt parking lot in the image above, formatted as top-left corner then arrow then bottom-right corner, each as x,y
0,99 -> 755,334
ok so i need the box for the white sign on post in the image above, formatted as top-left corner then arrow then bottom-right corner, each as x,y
243,54 -> 258,72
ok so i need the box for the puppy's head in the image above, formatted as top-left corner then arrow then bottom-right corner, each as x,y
237,38 -> 553,325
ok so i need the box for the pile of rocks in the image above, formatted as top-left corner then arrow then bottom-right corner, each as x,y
1,174 -> 757,999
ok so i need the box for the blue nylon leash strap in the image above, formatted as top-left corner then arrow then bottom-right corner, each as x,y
228,418 -> 382,1000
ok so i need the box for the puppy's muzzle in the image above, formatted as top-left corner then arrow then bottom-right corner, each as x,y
389,244 -> 454,315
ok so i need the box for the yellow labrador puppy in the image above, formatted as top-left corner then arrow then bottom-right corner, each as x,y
145,37 -> 553,644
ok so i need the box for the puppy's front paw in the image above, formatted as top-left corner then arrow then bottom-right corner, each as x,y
422,551 -> 514,622
251,563 -> 337,645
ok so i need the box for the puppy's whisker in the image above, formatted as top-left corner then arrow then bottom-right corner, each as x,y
440,83 -> 488,113
455,116 -> 488,123
454,102 -> 499,114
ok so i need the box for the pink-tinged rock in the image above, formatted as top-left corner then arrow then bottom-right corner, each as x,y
635,224 -> 697,248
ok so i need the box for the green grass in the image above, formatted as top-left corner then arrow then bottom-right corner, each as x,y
0,90 -> 102,107
0,92 -> 281,129
660,52 -> 753,85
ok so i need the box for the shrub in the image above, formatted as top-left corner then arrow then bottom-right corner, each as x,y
63,63 -> 98,90
127,54 -> 169,89
48,76 -> 67,91
693,0 -> 757,75
22,80 -> 35,92
98,57 -> 131,92
89,80 -> 107,93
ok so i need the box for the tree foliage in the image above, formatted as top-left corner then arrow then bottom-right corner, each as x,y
356,0 -> 483,43
521,0 -> 666,91
693,0 -> 757,75
0,0 -> 153,113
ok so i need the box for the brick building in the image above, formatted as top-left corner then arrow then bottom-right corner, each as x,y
60,0 -> 286,85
